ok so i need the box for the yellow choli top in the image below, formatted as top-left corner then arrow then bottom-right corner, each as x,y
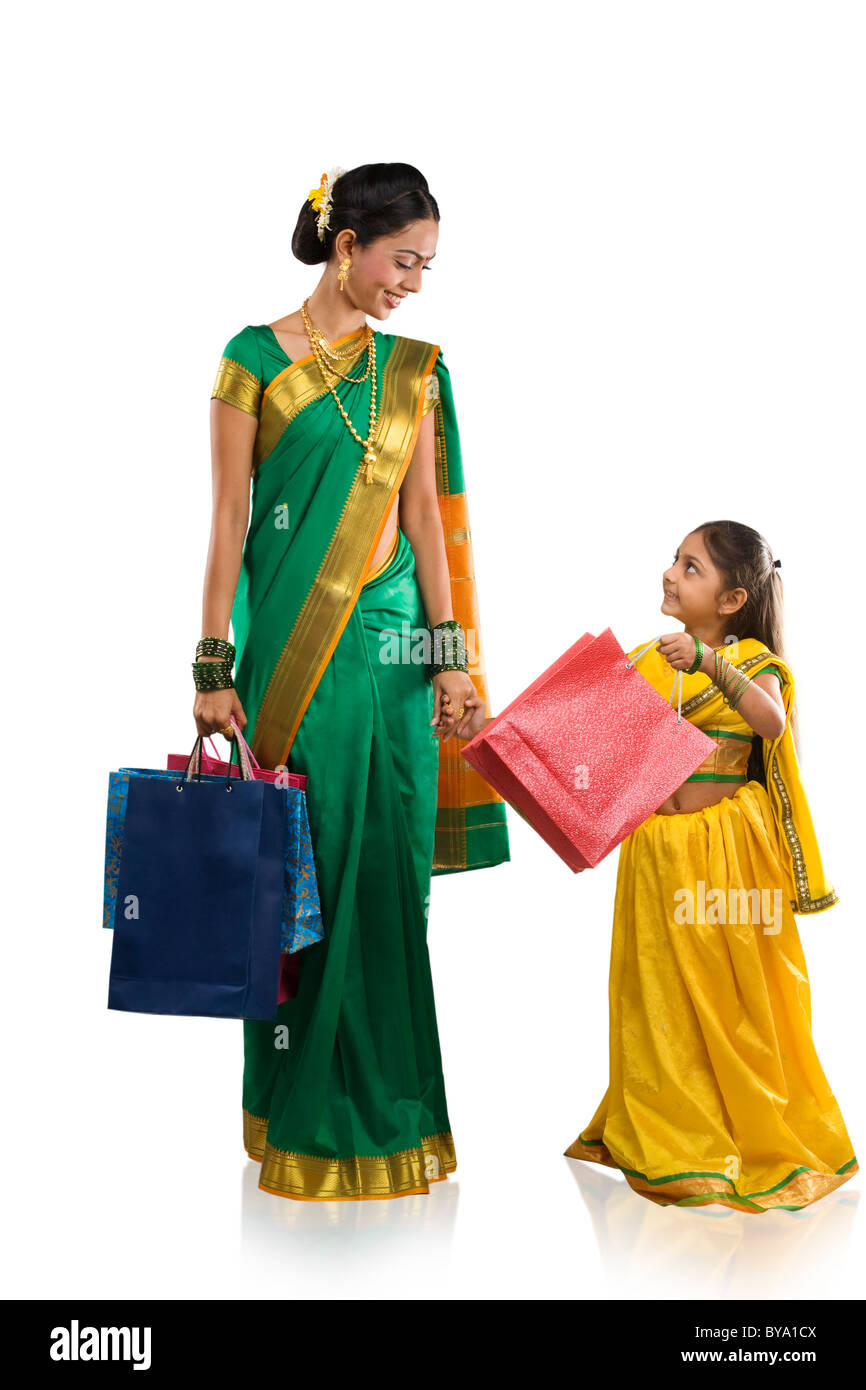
683,663 -> 783,783
627,637 -> 836,914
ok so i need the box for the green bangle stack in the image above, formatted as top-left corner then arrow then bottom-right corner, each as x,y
192,661 -> 234,692
196,637 -> 236,663
713,650 -> 749,711
192,636 -> 235,692
429,619 -> 468,676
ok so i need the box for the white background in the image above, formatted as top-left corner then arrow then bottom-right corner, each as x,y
3,1 -> 863,1301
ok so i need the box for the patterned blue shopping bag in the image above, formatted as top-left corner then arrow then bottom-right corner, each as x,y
105,741 -> 285,1020
106,733 -> 323,954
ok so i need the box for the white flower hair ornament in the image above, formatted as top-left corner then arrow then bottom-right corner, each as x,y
307,167 -> 345,242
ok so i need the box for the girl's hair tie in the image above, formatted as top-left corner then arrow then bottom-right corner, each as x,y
772,558 -> 782,568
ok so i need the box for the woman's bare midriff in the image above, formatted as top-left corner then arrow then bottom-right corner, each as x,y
370,502 -> 400,570
654,781 -> 742,816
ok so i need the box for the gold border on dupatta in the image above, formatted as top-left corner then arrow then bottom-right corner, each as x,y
678,649 -> 772,719
679,649 -> 836,915
243,1109 -> 456,1201
252,336 -> 440,770
252,329 -> 369,473
768,756 -> 838,913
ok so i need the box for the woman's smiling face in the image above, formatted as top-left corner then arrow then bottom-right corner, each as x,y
337,218 -> 438,320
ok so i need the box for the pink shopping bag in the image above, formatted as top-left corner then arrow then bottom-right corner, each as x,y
461,628 -> 716,872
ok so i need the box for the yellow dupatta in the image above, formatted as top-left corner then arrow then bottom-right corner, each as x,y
629,637 -> 838,914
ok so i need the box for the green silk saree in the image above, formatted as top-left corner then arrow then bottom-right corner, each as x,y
211,322 -> 509,1199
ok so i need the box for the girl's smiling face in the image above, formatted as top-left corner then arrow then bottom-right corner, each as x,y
337,218 -> 438,320
662,529 -> 747,632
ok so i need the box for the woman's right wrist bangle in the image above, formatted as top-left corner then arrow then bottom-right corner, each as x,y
196,636 -> 236,663
193,635 -> 235,691
192,660 -> 234,691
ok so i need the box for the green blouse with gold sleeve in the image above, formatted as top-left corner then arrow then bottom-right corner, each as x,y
211,326 -> 264,418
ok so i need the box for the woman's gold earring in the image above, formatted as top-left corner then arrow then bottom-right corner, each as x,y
337,258 -> 351,292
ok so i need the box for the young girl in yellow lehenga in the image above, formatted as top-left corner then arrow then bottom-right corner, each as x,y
466,519 -> 857,1212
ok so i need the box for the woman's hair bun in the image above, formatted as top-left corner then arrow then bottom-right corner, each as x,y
291,197 -> 331,265
292,162 -> 439,265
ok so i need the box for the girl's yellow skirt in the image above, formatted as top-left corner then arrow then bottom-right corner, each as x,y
567,781 -> 857,1211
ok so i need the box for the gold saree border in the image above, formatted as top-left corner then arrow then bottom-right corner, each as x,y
678,648 -> 837,915
243,1110 -> 456,1201
253,329 -> 369,473
243,1108 -> 268,1157
211,357 -> 262,418
566,1135 -> 858,1212
252,336 -> 439,769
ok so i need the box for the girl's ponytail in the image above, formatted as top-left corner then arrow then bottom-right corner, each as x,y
696,519 -> 797,781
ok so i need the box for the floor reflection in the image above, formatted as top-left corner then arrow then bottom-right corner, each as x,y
567,1157 -> 859,1298
241,1161 -> 460,1296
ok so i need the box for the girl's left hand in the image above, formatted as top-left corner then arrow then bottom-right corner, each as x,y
431,670 -> 476,741
657,631 -> 701,671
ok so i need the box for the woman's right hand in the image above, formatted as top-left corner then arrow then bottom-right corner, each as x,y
193,688 -> 248,739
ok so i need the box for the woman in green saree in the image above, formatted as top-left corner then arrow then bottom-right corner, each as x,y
194,163 -> 509,1200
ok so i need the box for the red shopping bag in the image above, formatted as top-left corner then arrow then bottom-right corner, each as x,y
461,628 -> 716,872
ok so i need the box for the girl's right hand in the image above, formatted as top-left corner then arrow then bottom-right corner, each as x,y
193,688 -> 248,739
450,695 -> 492,742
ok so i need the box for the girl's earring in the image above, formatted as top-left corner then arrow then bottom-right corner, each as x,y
337,258 -> 351,292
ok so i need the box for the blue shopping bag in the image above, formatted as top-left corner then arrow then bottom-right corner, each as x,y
106,740 -> 285,1020
281,783 -> 323,953
105,725 -> 324,955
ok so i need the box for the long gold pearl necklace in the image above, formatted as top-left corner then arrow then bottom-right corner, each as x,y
301,299 -> 381,483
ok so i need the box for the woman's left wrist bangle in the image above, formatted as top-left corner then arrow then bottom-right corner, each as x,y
429,619 -> 468,676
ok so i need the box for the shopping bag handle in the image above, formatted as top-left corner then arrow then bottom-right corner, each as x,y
625,636 -> 661,668
227,716 -> 260,771
625,635 -> 684,724
177,732 -> 254,791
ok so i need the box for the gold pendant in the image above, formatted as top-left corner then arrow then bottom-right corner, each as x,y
363,450 -> 377,484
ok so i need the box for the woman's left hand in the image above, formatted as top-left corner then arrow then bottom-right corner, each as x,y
431,671 -> 477,741
657,632 -> 702,672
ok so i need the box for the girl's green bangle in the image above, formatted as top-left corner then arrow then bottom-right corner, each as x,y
686,637 -> 704,675
714,651 -> 749,709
